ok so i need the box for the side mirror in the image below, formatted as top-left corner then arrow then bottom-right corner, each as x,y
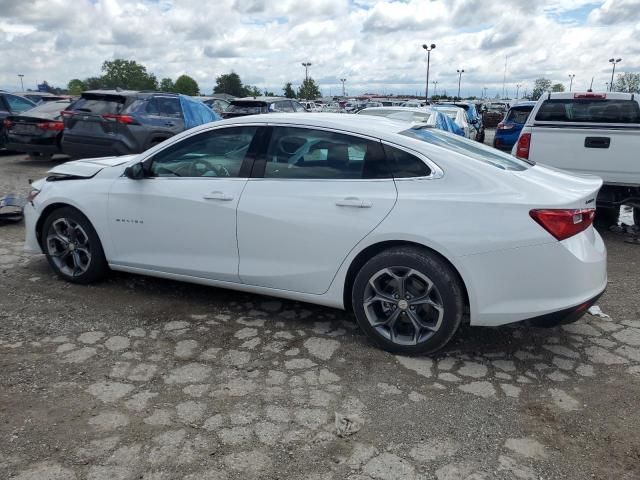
124,163 -> 145,180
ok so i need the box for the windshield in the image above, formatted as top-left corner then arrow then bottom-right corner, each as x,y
227,102 -> 268,114
401,127 -> 532,171
506,107 -> 533,124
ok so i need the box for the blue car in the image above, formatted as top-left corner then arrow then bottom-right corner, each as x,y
493,101 -> 536,151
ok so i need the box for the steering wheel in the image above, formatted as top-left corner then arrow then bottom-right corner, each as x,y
173,158 -> 230,177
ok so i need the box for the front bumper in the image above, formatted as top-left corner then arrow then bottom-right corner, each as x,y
23,202 -> 43,254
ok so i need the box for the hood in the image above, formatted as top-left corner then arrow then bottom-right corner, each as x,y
48,155 -> 138,178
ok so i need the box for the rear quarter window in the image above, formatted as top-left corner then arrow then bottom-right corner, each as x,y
401,127 -> 531,171
535,99 -> 640,124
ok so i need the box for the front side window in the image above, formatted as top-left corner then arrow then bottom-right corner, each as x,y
263,127 -> 385,179
149,126 -> 258,178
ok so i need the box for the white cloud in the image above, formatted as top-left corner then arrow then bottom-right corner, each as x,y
0,0 -> 636,97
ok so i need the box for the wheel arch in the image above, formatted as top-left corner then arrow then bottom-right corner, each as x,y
342,240 -> 470,317
36,202 -> 91,251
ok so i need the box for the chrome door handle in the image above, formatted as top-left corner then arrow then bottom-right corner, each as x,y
203,191 -> 234,201
336,197 -> 372,208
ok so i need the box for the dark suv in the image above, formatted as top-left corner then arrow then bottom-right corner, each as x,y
61,90 -> 189,158
1,92 -> 37,149
222,97 -> 306,118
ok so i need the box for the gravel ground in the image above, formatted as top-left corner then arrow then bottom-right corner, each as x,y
1,150 -> 640,480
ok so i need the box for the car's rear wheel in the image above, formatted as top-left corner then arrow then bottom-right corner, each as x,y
352,247 -> 464,355
634,207 -> 639,227
42,207 -> 108,284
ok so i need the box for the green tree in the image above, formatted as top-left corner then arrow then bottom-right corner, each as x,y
67,78 -> 85,95
283,82 -> 296,98
263,89 -> 275,96
213,72 -> 245,97
100,59 -> 158,90
531,78 -> 552,100
242,85 -> 262,97
173,75 -> 199,96
551,83 -> 565,92
297,77 -> 321,100
83,77 -> 104,90
613,72 -> 640,93
159,78 -> 175,92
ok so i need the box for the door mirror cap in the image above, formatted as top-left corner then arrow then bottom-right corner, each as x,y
124,163 -> 145,180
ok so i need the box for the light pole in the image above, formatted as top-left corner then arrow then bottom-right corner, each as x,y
483,86 -> 488,99
301,62 -> 312,82
432,80 -> 438,97
456,69 -> 464,99
422,43 -> 435,102
515,83 -> 521,99
17,74 -> 24,91
568,74 -> 575,92
340,78 -> 346,97
605,82 -> 610,91
608,58 -> 621,91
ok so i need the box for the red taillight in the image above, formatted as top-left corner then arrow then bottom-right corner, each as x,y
102,114 -> 135,124
515,132 -> 531,159
3,119 -> 12,128
530,208 -> 596,241
36,121 -> 64,131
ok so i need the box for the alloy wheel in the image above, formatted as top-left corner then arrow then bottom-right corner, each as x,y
46,217 -> 92,277
363,266 -> 444,346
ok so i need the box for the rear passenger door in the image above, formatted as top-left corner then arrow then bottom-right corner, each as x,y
143,96 -> 184,138
236,125 -> 397,294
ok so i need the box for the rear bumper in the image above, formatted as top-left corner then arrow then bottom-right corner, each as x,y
462,227 -> 607,327
523,289 -> 605,327
5,141 -> 60,155
62,135 -> 137,158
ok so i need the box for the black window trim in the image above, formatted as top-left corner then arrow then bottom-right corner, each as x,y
249,124 -> 395,182
137,123 -> 268,179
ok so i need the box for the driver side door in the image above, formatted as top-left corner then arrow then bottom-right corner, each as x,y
107,125 -> 263,282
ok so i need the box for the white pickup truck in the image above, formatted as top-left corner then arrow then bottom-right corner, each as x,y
513,91 -> 640,225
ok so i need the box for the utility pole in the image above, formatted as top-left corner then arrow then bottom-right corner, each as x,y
568,74 -> 575,92
17,74 -> 24,91
483,86 -> 488,99
301,62 -> 312,81
432,80 -> 438,97
609,58 -> 621,91
515,83 -> 521,99
456,69 -> 464,99
502,56 -> 507,99
340,78 -> 346,97
422,43 -> 435,102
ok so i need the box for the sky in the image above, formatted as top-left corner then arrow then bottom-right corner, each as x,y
0,0 -> 638,98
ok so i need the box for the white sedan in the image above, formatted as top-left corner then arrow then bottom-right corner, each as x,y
24,114 -> 607,354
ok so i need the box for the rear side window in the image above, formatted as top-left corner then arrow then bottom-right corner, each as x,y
145,97 -> 182,117
383,144 -> 431,178
5,94 -> 36,113
72,96 -> 125,114
401,127 -> 531,171
506,107 -> 533,124
535,99 -> 640,124
263,127 -> 386,179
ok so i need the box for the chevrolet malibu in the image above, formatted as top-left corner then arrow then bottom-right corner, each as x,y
24,114 -> 607,355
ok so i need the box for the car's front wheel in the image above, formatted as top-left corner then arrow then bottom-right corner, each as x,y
42,207 -> 108,284
352,247 -> 464,355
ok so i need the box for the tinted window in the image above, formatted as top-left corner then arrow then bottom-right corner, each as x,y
505,107 -> 533,124
72,97 -> 125,114
535,99 -> 640,123
150,126 -> 257,178
5,94 -> 36,113
264,127 -> 383,179
156,97 -> 181,117
292,101 -> 306,112
227,102 -> 268,114
383,144 -> 431,178
273,101 -> 294,112
401,127 -> 531,171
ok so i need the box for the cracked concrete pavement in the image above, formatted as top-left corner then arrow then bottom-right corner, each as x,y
1,152 -> 639,479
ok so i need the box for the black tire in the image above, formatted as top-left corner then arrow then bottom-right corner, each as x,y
634,207 -> 639,227
41,207 -> 109,284
351,247 -> 464,355
594,205 -> 619,229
